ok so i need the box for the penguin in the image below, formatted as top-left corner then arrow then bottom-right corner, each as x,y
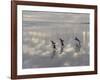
74,37 -> 81,52
50,40 -> 57,58
50,40 -> 56,49
59,38 -> 64,54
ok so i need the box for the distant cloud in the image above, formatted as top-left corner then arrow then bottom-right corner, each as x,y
23,11 -> 89,23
